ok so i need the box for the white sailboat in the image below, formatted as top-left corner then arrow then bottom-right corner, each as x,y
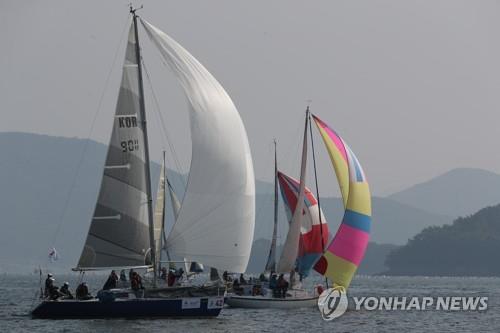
32,6 -> 255,318
227,107 -> 372,309
227,111 -> 319,308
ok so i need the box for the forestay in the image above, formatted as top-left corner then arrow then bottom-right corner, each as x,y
141,19 -> 255,273
77,25 -> 151,269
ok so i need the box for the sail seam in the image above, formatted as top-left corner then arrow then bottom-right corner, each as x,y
102,173 -> 146,195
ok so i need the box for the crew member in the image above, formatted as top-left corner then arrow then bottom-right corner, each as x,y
60,282 -> 74,299
76,282 -> 92,300
102,270 -> 118,290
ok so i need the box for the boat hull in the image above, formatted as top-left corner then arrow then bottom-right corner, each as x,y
31,296 -> 223,319
226,295 -> 318,309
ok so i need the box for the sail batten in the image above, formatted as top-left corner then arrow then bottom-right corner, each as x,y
141,19 -> 255,273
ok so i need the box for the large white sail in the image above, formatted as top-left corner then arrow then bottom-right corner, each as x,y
277,116 -> 308,273
77,24 -> 151,269
141,20 -> 255,273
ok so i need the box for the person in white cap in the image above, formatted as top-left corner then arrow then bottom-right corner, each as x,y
44,273 -> 54,298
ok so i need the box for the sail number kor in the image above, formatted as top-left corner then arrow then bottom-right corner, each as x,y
118,115 -> 140,152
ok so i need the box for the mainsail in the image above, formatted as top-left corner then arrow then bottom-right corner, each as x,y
277,171 -> 329,277
77,25 -> 151,269
312,115 -> 372,288
141,20 -> 255,273
277,116 -> 308,273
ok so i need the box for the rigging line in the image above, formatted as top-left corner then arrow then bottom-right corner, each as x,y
307,108 -> 329,288
50,17 -> 132,249
141,59 -> 187,191
307,109 -> 326,252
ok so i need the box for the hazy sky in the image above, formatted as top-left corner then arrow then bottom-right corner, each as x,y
2,1 -> 500,196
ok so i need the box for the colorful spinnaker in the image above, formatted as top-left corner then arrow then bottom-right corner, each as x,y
312,114 -> 372,289
277,171 -> 329,277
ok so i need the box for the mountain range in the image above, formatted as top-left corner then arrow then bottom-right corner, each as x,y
0,132 -> 499,274
389,168 -> 500,218
384,203 -> 500,276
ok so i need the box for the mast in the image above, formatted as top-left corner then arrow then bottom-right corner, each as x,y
131,6 -> 157,286
273,140 -> 278,272
159,151 -> 167,270
264,140 -> 278,273
307,107 -> 328,288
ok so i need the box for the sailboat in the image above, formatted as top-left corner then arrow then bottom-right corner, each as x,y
32,6 -> 255,319
226,109 -> 372,308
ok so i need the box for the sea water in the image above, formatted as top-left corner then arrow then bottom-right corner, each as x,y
1,274 -> 499,332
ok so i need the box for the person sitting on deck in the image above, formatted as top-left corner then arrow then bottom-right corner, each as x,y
102,270 -> 118,290
130,271 -> 144,291
160,267 -> 167,281
259,272 -> 268,282
232,278 -> 244,295
44,273 -> 54,298
239,273 -> 247,285
76,282 -> 92,300
59,282 -> 74,299
175,267 -> 184,282
252,284 -> 263,296
46,278 -> 62,300
49,286 -> 62,300
269,273 -> 277,290
119,269 -> 127,282
167,269 -> 176,287
276,274 -> 289,298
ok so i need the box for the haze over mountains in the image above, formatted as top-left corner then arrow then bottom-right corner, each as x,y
389,168 -> 500,217
1,132 -> 499,273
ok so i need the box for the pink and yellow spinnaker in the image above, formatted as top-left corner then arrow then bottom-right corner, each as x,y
312,114 -> 372,289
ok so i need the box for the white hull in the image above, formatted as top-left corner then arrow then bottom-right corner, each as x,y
226,294 -> 318,309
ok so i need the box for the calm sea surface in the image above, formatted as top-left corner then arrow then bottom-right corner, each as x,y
1,274 -> 498,332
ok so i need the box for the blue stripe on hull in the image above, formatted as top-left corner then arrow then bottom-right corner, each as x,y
31,297 -> 221,319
